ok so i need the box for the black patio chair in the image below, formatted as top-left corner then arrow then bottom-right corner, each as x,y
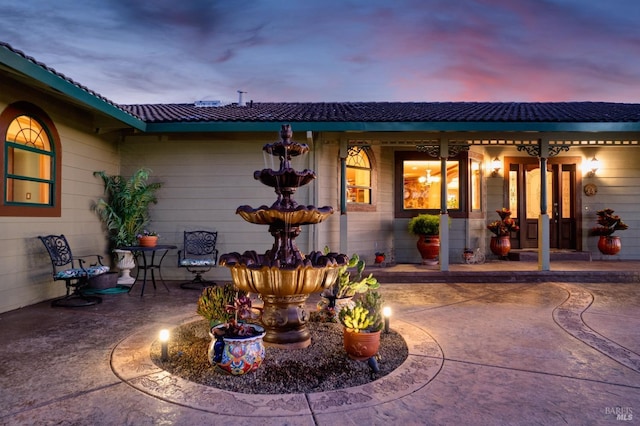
177,230 -> 218,289
38,234 -> 109,307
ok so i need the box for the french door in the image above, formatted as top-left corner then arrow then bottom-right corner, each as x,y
506,157 -> 579,250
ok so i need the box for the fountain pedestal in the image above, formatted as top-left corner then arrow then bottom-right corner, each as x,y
261,294 -> 311,348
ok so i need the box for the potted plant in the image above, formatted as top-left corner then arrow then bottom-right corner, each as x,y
487,208 -> 519,257
93,169 -> 162,284
408,213 -> 441,264
137,229 -> 159,247
374,251 -> 385,265
318,252 -> 380,319
196,283 -> 265,375
339,290 -> 384,361
590,208 -> 628,255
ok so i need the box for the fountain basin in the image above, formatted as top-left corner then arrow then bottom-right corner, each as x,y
226,263 -> 340,296
254,168 -> 316,189
236,205 -> 334,226
225,263 -> 341,348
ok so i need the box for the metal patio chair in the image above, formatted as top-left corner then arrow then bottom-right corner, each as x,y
38,234 -> 109,307
177,230 -> 218,289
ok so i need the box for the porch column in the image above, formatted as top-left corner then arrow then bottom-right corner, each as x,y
339,139 -> 349,255
439,140 -> 449,271
538,139 -> 550,271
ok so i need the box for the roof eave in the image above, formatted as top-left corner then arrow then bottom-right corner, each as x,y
0,45 -> 146,131
143,121 -> 640,133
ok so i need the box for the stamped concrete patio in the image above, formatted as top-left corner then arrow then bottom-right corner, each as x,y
1,260 -> 639,425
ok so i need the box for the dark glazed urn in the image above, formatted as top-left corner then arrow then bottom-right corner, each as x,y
598,235 -> 621,255
490,235 -> 511,257
416,235 -> 440,264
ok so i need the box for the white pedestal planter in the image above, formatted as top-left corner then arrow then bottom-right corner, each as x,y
114,249 -> 136,285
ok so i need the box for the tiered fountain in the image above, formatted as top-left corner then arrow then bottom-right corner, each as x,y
219,124 -> 348,349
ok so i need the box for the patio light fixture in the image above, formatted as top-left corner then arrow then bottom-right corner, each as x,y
491,157 -> 501,177
587,156 -> 600,177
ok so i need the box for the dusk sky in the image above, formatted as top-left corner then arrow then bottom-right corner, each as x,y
3,0 -> 640,105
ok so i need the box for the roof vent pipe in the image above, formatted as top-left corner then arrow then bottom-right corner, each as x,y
238,90 -> 246,106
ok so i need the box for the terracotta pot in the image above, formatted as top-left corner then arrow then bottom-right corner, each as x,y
208,324 -> 266,375
343,328 -> 381,361
138,236 -> 158,247
490,235 -> 511,257
416,235 -> 439,264
598,235 -> 621,255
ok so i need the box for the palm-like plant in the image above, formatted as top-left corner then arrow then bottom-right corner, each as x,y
93,169 -> 163,248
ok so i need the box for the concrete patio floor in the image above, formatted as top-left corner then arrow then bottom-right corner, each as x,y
1,261 -> 639,425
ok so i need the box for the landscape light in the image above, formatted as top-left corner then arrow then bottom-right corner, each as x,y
159,329 -> 170,361
382,306 -> 392,333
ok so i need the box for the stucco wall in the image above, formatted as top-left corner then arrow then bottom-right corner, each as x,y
0,85 -> 119,313
581,147 -> 639,259
118,130 -> 336,283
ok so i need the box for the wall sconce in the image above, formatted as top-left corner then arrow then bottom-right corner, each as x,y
382,306 -> 392,333
159,329 -> 170,361
491,157 -> 501,177
587,157 -> 600,177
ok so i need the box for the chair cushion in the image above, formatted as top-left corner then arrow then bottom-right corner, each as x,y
55,265 -> 110,280
180,258 -> 215,267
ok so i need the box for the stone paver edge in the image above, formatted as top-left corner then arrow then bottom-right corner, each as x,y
552,283 -> 640,374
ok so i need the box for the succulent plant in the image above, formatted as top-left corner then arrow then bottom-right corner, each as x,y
196,283 -> 259,337
322,250 -> 380,299
338,290 -> 383,333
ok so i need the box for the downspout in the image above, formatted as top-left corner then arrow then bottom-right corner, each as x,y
339,139 -> 348,254
439,139 -> 450,271
307,131 -> 318,254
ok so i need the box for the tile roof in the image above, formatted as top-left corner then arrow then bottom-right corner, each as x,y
3,41 -> 640,126
0,42 -> 130,115
121,101 -> 640,124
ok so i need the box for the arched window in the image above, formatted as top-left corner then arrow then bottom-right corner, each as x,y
0,102 -> 61,217
346,146 -> 372,204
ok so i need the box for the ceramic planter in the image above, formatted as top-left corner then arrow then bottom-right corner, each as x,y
208,324 -> 266,375
416,235 -> 439,265
318,295 -> 354,320
490,235 -> 511,257
343,328 -> 381,361
114,249 -> 136,285
598,235 -> 621,255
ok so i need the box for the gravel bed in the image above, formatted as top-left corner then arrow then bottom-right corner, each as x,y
150,318 -> 408,394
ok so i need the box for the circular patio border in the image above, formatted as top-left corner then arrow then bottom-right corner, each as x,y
110,313 -> 444,417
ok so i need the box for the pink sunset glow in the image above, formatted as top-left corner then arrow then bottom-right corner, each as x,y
3,0 -> 639,104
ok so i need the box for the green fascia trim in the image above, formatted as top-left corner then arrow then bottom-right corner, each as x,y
144,120 -> 640,133
0,46 -> 146,131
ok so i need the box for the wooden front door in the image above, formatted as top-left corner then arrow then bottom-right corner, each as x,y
506,157 -> 579,250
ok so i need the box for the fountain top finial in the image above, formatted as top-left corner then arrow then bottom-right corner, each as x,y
280,124 -> 293,142
263,124 -> 309,158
